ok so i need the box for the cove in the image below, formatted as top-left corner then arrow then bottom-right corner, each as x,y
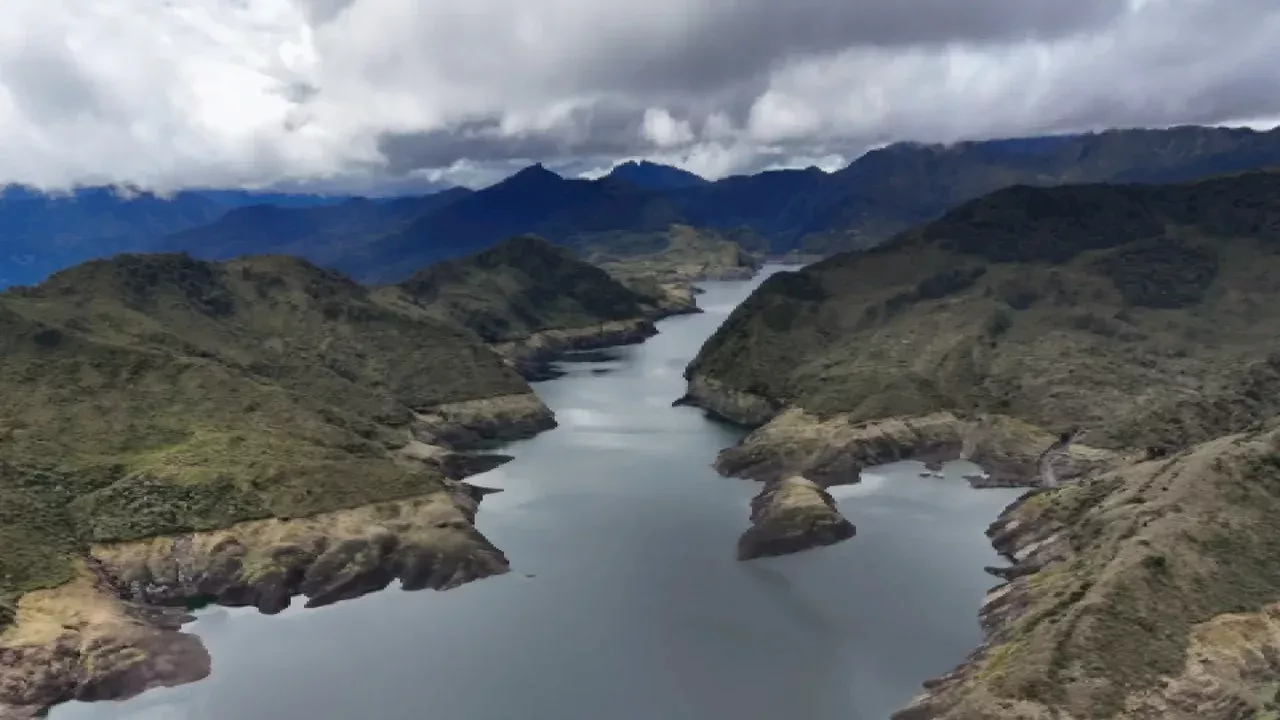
51,268 -> 1022,720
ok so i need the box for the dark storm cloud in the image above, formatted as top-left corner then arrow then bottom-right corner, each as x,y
581,0 -> 1129,95
357,0 -> 1131,176
357,0 -> 1280,182
1025,0 -> 1280,134
378,105 -> 667,174
6,0 -> 1280,191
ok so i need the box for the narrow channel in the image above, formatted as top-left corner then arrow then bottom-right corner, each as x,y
53,268 -> 1021,720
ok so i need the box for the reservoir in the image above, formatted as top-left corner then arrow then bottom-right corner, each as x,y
53,268 -> 1022,720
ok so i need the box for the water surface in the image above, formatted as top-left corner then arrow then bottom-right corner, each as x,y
54,268 -> 1020,720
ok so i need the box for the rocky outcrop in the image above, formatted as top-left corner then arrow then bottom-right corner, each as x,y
491,319 -> 659,381
412,392 -> 557,445
0,485 -> 507,717
1124,604 -> 1280,719
92,484 -> 508,612
695,391 -> 1123,563
893,424 -> 1280,720
674,374 -> 780,427
713,408 -> 1122,489
628,278 -> 701,318
0,571 -> 210,720
737,476 -> 856,560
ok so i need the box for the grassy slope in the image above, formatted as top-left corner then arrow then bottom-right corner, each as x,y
687,170 -> 1280,716
932,424 -> 1280,718
382,235 -> 656,343
0,253 -> 530,628
689,171 -> 1280,451
802,125 -> 1280,255
589,224 -> 764,282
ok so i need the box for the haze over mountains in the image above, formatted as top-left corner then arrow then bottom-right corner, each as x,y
5,124 -> 1280,288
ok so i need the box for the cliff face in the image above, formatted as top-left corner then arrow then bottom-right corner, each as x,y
0,252 -> 555,714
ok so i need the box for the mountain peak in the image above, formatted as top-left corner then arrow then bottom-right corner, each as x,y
607,160 -> 707,190
504,163 -> 563,185
472,234 -> 571,265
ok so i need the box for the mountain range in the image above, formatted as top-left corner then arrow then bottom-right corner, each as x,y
5,124 -> 1280,287
0,186 -> 369,288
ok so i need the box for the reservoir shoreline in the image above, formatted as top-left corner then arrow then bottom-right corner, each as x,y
49,267 -> 1022,720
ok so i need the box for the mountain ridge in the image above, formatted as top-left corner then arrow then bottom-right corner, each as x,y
606,160 -> 708,189
8,124 -> 1280,288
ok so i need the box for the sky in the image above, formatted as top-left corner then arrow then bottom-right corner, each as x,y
1,0 -> 1279,193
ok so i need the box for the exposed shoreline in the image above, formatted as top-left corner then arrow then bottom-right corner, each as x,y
894,425 -> 1280,719
682,372 -> 1280,718
0,391 -> 557,718
1,277 -> 750,719
491,319 -> 664,382
678,371 -> 1123,568
0,483 -> 509,719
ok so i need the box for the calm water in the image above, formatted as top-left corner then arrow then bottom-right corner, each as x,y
54,268 -> 1020,720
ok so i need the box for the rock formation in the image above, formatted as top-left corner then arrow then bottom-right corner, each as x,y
737,476 -> 856,560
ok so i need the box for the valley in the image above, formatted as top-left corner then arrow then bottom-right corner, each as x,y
0,239 -> 689,717
4,125 -> 1280,719
40,270 -> 1023,720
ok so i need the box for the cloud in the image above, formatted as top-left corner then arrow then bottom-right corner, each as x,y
0,0 -> 1278,191
642,109 -> 695,149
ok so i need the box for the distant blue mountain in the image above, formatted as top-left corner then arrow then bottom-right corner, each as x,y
168,187 -> 474,266
6,124 -> 1280,289
0,186 -> 227,288
0,185 -> 365,288
971,135 -> 1080,157
191,189 -> 356,208
335,165 -> 686,281
607,160 -> 708,190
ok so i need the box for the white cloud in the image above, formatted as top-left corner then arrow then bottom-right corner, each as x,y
747,91 -> 825,142
0,0 -> 1277,190
642,108 -> 695,148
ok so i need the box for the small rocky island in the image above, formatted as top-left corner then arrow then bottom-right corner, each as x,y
0,236 -> 699,718
681,171 -> 1280,718
737,476 -> 855,560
